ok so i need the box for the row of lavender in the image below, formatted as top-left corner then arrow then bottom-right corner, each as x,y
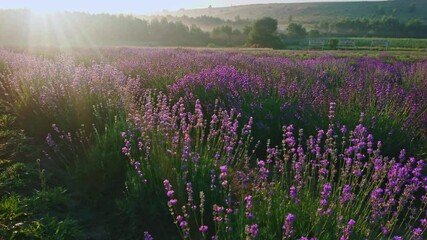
0,48 -> 426,238
2,48 -> 424,155
122,92 -> 425,239
74,48 -> 426,156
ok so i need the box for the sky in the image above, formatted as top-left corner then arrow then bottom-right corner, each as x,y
0,0 -> 385,14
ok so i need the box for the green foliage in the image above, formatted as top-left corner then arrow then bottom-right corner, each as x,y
0,10 -> 213,47
0,162 -> 39,193
0,192 -> 81,239
148,14 -> 252,33
115,168 -> 179,239
210,25 -> 246,47
375,5 -> 386,15
0,194 -> 26,228
0,111 -> 82,239
29,187 -> 68,213
408,2 -> 416,13
318,20 -> 331,33
345,37 -> 427,50
286,22 -> 307,39
74,116 -> 128,204
329,39 -> 339,50
14,216 -> 81,240
247,17 -> 284,49
308,29 -> 320,38
41,114 -> 128,205
326,16 -> 427,38
405,18 -> 425,37
162,0 -> 427,30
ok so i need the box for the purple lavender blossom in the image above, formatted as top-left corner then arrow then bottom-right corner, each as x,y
144,231 -> 153,240
199,225 -> 208,233
371,188 -> 385,221
340,219 -> 356,240
290,186 -> 300,204
244,195 -> 254,219
283,213 -> 296,239
248,224 -> 259,238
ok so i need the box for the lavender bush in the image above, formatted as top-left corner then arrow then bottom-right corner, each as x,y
123,93 -> 426,239
168,55 -> 427,157
0,50 -> 135,136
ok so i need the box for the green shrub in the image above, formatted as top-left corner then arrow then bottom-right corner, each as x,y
329,39 -> 339,50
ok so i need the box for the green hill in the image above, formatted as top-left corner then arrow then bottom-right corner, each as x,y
146,0 -> 427,31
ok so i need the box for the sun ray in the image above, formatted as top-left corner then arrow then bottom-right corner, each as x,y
26,11 -> 104,57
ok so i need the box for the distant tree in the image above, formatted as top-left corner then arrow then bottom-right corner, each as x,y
376,16 -> 402,37
391,8 -> 397,17
3,9 -> 425,48
221,25 -> 233,35
286,22 -> 307,39
329,39 -> 339,50
243,25 -> 252,35
211,25 -> 231,46
405,18 -> 427,38
333,17 -> 362,36
376,5 -> 385,15
308,29 -> 320,38
318,20 -> 331,33
211,25 -> 245,47
232,29 -> 242,35
247,17 -> 283,49
288,15 -> 293,22
408,2 -> 416,13
189,24 -> 210,46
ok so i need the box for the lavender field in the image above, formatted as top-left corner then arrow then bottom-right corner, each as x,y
0,48 -> 426,239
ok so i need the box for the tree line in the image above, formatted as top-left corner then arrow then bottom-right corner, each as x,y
143,14 -> 251,31
0,10 -> 426,49
317,16 -> 427,38
0,10 -> 248,47
295,16 -> 427,40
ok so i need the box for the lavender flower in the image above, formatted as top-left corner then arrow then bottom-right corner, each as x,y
283,213 -> 296,239
163,179 -> 177,206
244,195 -> 254,219
248,224 -> 259,238
144,231 -> 153,240
199,225 -> 208,233
318,183 -> 332,216
340,219 -> 356,240
412,228 -> 423,240
371,188 -> 384,221
290,186 -> 300,204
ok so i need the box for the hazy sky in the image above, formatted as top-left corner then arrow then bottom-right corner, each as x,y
0,0 -> 384,14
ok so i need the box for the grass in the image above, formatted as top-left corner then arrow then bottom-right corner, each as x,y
0,110 -> 82,239
284,37 -> 427,51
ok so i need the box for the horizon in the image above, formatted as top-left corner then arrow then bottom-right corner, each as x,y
0,0 -> 388,15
